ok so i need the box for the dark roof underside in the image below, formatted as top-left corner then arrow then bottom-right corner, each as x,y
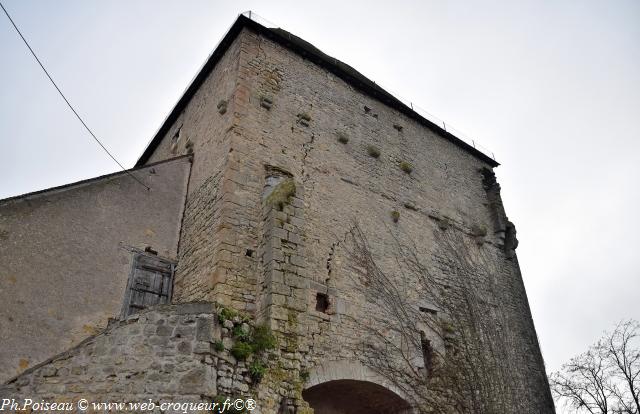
135,14 -> 498,167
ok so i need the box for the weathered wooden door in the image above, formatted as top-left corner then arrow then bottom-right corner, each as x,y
121,253 -> 175,318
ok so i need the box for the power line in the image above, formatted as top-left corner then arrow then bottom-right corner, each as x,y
0,1 -> 150,191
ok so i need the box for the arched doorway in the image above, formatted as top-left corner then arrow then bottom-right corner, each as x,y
302,379 -> 413,414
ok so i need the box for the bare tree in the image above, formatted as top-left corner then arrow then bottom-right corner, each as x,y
551,350 -> 614,414
551,320 -> 640,414
605,320 -> 640,413
341,223 -> 519,413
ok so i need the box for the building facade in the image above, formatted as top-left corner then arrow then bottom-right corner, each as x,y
0,14 -> 555,413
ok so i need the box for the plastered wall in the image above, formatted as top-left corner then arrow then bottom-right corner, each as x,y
0,157 -> 191,383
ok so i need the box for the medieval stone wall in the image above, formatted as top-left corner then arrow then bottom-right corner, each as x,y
146,32 -> 259,308
0,17 -> 554,412
0,157 -> 191,383
1,303 -> 256,411
129,24 -> 553,412
213,28 -> 552,411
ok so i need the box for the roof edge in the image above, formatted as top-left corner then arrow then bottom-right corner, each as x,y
0,155 -> 192,205
135,14 -> 499,168
135,16 -> 249,167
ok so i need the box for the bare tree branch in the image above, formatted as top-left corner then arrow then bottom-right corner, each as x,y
551,320 -> 640,414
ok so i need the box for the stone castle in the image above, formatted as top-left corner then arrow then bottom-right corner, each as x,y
0,13 -> 555,413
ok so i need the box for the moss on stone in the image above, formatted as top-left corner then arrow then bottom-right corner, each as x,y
399,161 -> 414,174
217,100 -> 228,115
431,214 -> 452,231
300,369 -> 310,382
367,145 -> 381,158
471,224 -> 488,237
297,112 -> 312,122
266,179 -> 296,210
337,132 -> 349,144
403,202 -> 418,211
287,309 -> 298,326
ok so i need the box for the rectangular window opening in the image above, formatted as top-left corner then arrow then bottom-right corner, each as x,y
315,292 -> 330,313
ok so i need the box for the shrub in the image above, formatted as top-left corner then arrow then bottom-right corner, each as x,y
337,132 -> 349,144
213,340 -> 225,352
217,307 -> 237,324
399,161 -> 413,174
233,324 -> 250,341
231,341 -> 253,360
391,210 -> 400,223
251,324 -> 277,353
230,324 -> 277,361
249,360 -> 267,382
367,145 -> 381,158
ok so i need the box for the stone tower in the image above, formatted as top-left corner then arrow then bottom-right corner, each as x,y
0,13 -> 555,413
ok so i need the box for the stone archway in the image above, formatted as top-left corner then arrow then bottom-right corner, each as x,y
301,361 -> 415,414
302,379 -> 412,414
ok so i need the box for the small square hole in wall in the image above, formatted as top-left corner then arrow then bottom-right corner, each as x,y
315,293 -> 330,313
245,249 -> 254,257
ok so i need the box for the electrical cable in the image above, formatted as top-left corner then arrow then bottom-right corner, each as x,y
0,1 -> 150,190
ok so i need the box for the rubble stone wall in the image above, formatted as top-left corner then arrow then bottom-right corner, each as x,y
1,303 -> 254,411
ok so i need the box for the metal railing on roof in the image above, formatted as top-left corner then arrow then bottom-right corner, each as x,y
241,11 -> 496,162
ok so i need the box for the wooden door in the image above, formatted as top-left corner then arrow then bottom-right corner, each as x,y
121,253 -> 175,318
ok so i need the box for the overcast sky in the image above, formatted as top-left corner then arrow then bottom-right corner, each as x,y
1,0 -> 638,387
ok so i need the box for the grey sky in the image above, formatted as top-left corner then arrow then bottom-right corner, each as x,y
1,0 -> 638,386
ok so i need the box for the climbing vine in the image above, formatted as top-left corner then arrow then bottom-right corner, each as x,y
342,223 -> 523,413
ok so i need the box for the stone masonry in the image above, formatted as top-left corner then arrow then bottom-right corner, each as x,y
1,303 -> 255,411
1,14 -> 555,414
